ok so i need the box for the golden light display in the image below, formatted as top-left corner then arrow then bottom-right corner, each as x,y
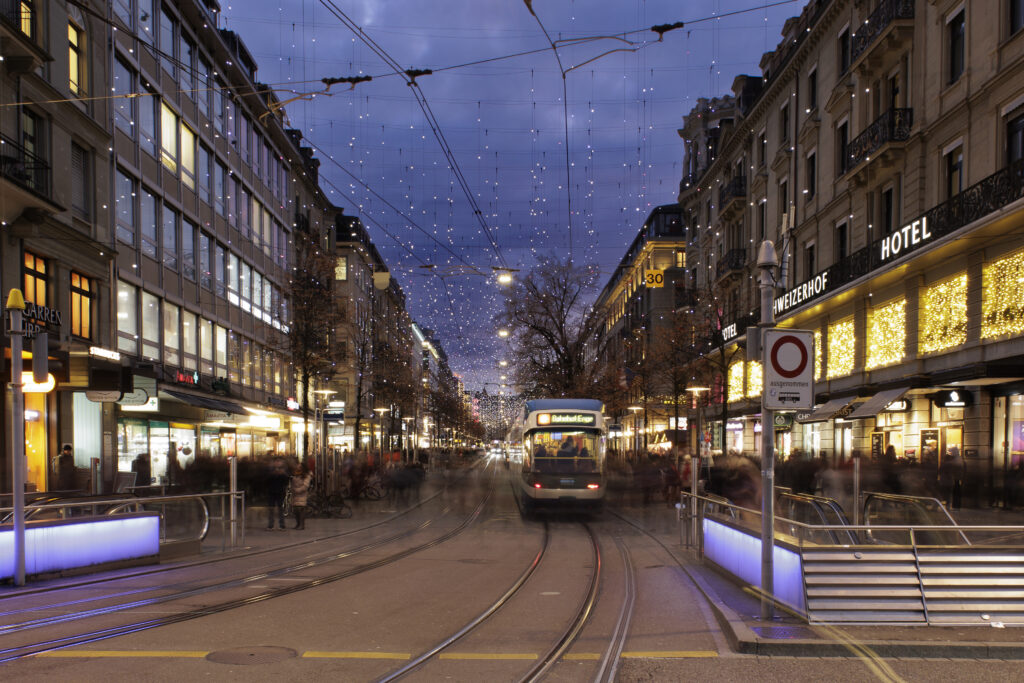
827,318 -> 856,379
982,250 -> 1024,339
920,273 -> 967,353
866,298 -> 906,369
746,360 -> 762,399
728,360 -> 744,402
814,329 -> 822,380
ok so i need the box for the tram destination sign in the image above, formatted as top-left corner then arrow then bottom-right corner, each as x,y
537,412 -> 596,426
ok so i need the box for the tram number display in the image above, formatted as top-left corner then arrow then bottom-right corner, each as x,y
644,270 -> 665,288
537,412 -> 596,426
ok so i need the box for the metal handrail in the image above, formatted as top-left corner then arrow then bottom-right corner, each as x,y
862,491 -> 970,545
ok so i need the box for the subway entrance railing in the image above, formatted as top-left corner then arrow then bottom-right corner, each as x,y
678,491 -> 1024,625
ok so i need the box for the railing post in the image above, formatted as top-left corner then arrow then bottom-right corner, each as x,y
229,455 -> 238,547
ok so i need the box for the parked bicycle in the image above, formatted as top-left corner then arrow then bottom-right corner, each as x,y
306,485 -> 352,519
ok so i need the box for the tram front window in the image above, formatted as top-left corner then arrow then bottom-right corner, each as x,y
529,430 -> 599,473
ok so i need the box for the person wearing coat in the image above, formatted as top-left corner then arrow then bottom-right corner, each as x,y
290,466 -> 313,530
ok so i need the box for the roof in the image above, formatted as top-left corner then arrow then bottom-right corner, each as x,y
525,399 -> 604,413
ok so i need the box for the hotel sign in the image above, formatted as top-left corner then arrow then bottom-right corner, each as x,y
879,217 -> 932,264
774,271 -> 831,317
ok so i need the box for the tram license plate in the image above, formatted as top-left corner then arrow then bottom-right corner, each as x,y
560,478 -> 575,486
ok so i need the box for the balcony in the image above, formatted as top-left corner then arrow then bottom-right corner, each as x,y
0,0 -> 50,72
0,134 -> 53,216
850,0 -> 914,70
718,175 -> 747,215
715,248 -> 746,282
844,108 -> 913,179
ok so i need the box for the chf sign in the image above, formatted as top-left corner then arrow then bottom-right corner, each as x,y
763,329 -> 814,410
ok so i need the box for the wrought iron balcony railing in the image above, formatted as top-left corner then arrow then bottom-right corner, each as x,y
845,108 -> 913,173
715,248 -> 746,280
0,133 -> 50,198
0,0 -> 33,36
850,0 -> 915,65
718,175 -> 747,209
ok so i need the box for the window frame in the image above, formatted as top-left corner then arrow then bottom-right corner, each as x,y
947,8 -> 966,85
23,251 -> 48,307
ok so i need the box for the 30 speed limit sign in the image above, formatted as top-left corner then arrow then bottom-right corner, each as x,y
763,329 -> 814,410
644,270 -> 664,288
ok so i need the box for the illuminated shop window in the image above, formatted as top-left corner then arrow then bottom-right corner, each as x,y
866,298 -> 906,370
728,360 -> 744,403
920,273 -> 967,353
746,361 -> 762,399
982,250 -> 1024,339
827,317 -> 855,379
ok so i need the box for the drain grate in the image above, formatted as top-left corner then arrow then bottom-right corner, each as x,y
751,625 -> 812,639
206,646 -> 298,665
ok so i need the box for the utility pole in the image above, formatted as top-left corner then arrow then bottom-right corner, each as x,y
757,240 -> 779,621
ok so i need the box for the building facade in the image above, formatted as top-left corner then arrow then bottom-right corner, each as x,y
676,0 -> 1024,503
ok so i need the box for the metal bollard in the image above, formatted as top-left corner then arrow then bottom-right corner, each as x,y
229,456 -> 238,547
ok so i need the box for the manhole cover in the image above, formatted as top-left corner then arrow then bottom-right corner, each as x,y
206,646 -> 297,665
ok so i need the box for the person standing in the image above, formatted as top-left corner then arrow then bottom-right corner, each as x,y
56,444 -> 76,491
290,465 -> 313,530
132,452 -> 152,488
266,458 -> 289,530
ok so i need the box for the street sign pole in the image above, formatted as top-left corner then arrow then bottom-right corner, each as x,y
6,290 -> 27,586
757,242 -> 778,621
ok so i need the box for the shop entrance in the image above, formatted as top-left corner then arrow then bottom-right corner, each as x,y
835,424 -> 853,465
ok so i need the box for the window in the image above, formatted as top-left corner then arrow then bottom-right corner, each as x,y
215,244 -> 226,296
757,199 -> 766,240
228,332 -> 240,383
179,35 -> 194,92
807,68 -> 817,110
115,170 -> 135,245
1009,112 -> 1024,165
1014,0 -> 1024,35
948,9 -> 965,84
23,252 -> 47,307
945,146 -> 963,198
162,206 -> 178,270
141,291 -> 160,360
253,272 -> 262,315
238,186 -> 250,234
240,261 -> 251,309
335,256 -> 348,280
779,102 -> 789,142
838,27 -> 850,74
160,7 -> 176,76
836,121 -> 849,174
214,81 -> 225,133
757,132 -> 766,167
182,219 -> 195,280
200,318 -> 213,374
141,188 -> 158,259
71,143 -> 90,218
117,281 -> 138,354
805,152 -> 816,199
228,252 -> 239,304
160,102 -> 178,172
881,186 -> 895,234
163,302 -> 179,366
240,116 -> 251,164
179,124 -> 196,189
68,18 -> 86,97
199,232 -> 212,289
21,109 -> 42,161
215,162 -> 227,215
836,221 -> 849,261
804,242 -> 816,280
215,325 -> 227,370
182,310 -> 197,370
138,0 -> 154,45
113,0 -> 131,26
198,57 -> 211,118
113,58 -> 134,134
139,86 -> 158,156
778,179 -> 788,221
197,144 -> 211,203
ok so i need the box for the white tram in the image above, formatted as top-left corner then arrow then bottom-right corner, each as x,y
511,399 -> 606,514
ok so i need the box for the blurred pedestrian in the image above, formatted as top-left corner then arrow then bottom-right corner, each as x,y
56,444 -> 76,491
132,452 -> 151,488
290,465 -> 312,530
266,458 -> 289,530
939,446 -> 965,510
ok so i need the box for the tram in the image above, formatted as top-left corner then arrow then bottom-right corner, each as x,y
511,399 -> 606,514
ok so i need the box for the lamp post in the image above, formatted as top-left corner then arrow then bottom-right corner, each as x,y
627,405 -> 643,458
402,416 -> 414,461
6,289 -> 27,586
757,239 -> 780,622
374,406 -> 389,466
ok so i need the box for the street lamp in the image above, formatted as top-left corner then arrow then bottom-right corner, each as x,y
312,389 -> 336,459
374,407 -> 389,466
686,386 -> 710,460
498,360 -> 508,367
497,328 -> 510,338
402,416 -> 415,460
627,405 -> 643,458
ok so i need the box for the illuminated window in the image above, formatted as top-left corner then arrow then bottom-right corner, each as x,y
180,124 -> 196,189
335,255 -> 348,281
70,272 -> 92,339
19,0 -> 36,38
866,298 -> 906,370
827,318 -> 855,379
163,302 -> 179,366
982,250 -> 1024,339
160,102 -> 178,172
141,291 -> 160,360
23,252 -> 47,307
116,281 -> 138,354
920,274 -> 967,353
728,359 -> 744,403
746,361 -> 762,400
199,318 -> 213,374
68,17 -> 86,97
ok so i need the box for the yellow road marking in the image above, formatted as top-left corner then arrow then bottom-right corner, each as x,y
302,651 -> 410,659
438,653 -> 538,660
37,650 -> 208,658
621,651 -> 718,658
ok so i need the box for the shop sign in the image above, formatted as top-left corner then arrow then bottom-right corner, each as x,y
248,415 -> 281,429
89,346 -> 121,362
86,390 -> 122,403
286,397 -> 301,411
205,410 -> 231,422
8,302 -> 63,338
931,389 -> 972,408
884,399 -> 908,412
175,370 -> 200,386
121,397 -> 159,412
323,409 -> 345,422
118,388 -> 149,406
726,421 -> 744,431
537,412 -> 596,426
773,413 -> 793,429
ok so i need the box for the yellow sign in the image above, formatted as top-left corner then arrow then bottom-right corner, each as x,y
22,372 -> 55,393
644,270 -> 665,288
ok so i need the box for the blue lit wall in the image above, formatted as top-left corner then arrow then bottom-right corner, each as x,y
703,517 -> 806,614
0,514 -> 160,579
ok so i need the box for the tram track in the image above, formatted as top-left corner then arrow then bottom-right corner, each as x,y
0,467 -> 497,663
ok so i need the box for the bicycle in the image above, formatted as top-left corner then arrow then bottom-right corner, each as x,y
306,485 -> 353,519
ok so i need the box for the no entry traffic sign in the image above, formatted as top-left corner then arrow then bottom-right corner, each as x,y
763,328 -> 814,410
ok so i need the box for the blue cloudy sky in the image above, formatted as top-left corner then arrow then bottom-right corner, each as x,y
220,0 -> 799,388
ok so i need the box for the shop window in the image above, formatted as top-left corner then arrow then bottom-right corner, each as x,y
117,280 -> 138,354
827,317 -> 855,378
814,329 -> 822,380
70,272 -> 93,339
23,251 -> 47,307
746,361 -> 762,400
866,298 -> 906,370
182,310 -> 197,371
140,187 -> 158,259
982,249 -> 1024,338
141,291 -> 160,360
68,15 -> 86,97
163,302 -> 179,366
920,273 -> 967,353
162,205 -> 177,270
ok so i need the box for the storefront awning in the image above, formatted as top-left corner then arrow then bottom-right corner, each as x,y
844,387 -> 911,420
796,396 -> 859,423
161,389 -> 247,415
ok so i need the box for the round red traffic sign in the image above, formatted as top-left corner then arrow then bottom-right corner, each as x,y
770,334 -> 808,379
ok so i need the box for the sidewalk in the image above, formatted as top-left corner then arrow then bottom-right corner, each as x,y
616,505 -> 1024,660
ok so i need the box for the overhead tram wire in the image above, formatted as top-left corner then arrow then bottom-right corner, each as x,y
316,0 -> 509,271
